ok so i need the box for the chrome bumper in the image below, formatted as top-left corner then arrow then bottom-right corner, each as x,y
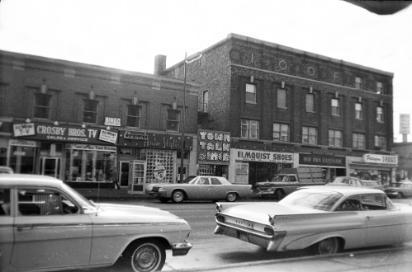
172,241 -> 192,256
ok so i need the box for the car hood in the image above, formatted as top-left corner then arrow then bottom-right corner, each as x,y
94,203 -> 188,224
221,202 -> 324,225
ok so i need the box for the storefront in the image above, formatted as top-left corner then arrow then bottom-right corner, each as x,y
197,129 -> 230,177
117,129 -> 193,193
229,148 -> 296,185
347,153 -> 398,186
298,153 -> 346,183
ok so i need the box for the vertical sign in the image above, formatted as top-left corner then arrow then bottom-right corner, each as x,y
198,129 -> 230,163
400,114 -> 410,134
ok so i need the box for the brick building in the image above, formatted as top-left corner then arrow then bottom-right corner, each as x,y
0,50 -> 199,193
161,33 -> 398,186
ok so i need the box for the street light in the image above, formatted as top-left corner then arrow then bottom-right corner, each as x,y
179,52 -> 202,183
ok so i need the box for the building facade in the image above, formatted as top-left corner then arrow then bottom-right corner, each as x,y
162,33 -> 397,186
0,50 -> 199,193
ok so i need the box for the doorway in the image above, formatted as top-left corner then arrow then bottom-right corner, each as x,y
129,160 -> 146,193
40,157 -> 61,178
119,161 -> 130,188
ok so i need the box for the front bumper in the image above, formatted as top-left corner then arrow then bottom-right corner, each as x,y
171,241 -> 192,256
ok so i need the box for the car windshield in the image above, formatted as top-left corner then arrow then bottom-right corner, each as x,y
61,183 -> 95,208
279,190 -> 343,211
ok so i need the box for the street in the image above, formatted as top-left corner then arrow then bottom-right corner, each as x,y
78,197 -> 412,272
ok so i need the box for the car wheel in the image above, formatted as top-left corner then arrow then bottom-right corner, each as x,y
226,192 -> 237,202
274,189 -> 285,200
130,240 -> 165,272
314,238 -> 340,255
172,190 -> 185,203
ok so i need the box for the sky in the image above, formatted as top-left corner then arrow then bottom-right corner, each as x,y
0,0 -> 411,142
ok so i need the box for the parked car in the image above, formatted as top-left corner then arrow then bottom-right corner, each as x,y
149,176 -> 253,203
215,186 -> 412,255
385,180 -> 412,198
0,174 -> 192,272
0,166 -> 13,174
327,176 -> 384,190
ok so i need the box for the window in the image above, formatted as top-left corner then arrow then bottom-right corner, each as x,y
377,82 -> 384,94
273,123 -> 289,142
277,88 -> 287,109
376,106 -> 384,123
353,133 -> 366,149
0,189 -> 11,216
328,130 -> 343,147
305,93 -> 314,112
211,178 -> 222,185
302,126 -> 318,145
126,105 -> 142,127
374,136 -> 387,150
83,99 -> 98,123
355,102 -> 363,120
355,77 -> 362,89
331,98 -> 340,116
202,90 -> 209,112
34,93 -> 51,119
245,83 -> 256,104
166,109 -> 180,131
241,119 -> 259,139
17,188 -> 79,216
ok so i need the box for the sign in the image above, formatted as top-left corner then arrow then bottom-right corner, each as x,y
119,130 -> 192,150
232,148 -> 294,163
104,117 -> 121,127
9,139 -> 38,147
400,114 -> 410,134
299,153 -> 346,167
123,130 -> 148,141
68,144 -> 117,152
363,154 -> 398,165
198,129 -> 231,163
99,130 -> 118,144
13,123 -> 35,137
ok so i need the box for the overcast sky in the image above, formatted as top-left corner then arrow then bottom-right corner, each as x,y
0,0 -> 411,142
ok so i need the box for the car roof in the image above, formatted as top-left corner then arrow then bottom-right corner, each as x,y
300,185 -> 384,196
0,174 -> 64,188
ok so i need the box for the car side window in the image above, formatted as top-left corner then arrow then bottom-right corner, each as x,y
289,176 -> 297,182
0,188 -> 11,216
197,178 -> 210,185
336,198 -> 363,211
211,178 -> 222,185
17,188 -> 80,216
360,194 -> 386,210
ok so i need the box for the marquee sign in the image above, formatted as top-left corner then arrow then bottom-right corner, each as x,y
232,148 -> 294,163
198,129 -> 231,164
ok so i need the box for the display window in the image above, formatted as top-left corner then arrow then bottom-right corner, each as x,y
9,145 -> 37,174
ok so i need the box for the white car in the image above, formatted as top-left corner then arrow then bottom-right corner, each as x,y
215,186 -> 412,254
0,174 -> 192,272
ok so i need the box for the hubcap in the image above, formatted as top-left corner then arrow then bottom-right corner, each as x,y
173,192 -> 183,202
132,244 -> 159,272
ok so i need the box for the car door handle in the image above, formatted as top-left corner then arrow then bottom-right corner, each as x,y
16,224 -> 34,231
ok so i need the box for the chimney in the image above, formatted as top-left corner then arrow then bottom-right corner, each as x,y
154,55 -> 167,75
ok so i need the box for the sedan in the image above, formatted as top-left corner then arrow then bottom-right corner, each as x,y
385,180 -> 412,198
0,174 -> 192,272
327,176 -> 384,190
149,176 -> 252,203
215,186 -> 412,255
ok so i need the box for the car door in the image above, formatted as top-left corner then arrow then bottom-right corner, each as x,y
209,177 -> 226,200
362,193 -> 402,246
0,188 -> 13,271
193,177 -> 212,200
11,187 -> 92,271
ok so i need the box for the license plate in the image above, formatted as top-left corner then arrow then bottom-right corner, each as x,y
234,219 -> 255,229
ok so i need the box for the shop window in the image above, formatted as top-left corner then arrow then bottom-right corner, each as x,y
277,88 -> 287,109
9,145 -> 36,174
273,123 -> 289,142
245,83 -> 256,104
331,98 -> 340,116
376,106 -> 384,123
202,90 -> 209,112
83,99 -> 98,123
241,119 -> 259,140
166,109 -> 180,131
145,149 -> 176,184
302,126 -> 317,145
374,135 -> 387,150
34,93 -> 51,119
355,102 -> 363,120
352,133 -> 366,149
305,93 -> 315,113
328,130 -> 343,148
126,104 -> 142,127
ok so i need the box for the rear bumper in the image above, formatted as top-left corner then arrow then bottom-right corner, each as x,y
171,241 -> 192,256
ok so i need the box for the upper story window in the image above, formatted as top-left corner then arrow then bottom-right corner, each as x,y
355,77 -> 362,89
376,82 -> 384,94
302,126 -> 318,145
245,83 -> 256,104
328,129 -> 343,148
202,90 -> 209,112
353,133 -> 366,149
355,102 -> 363,120
374,135 -> 387,150
376,106 -> 384,123
126,105 -> 142,127
83,99 -> 98,123
273,123 -> 289,142
305,93 -> 315,113
241,119 -> 259,140
166,109 -> 180,131
331,98 -> 340,116
277,88 -> 287,109
34,93 -> 51,119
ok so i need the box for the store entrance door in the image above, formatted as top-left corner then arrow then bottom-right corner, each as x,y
40,157 -> 61,178
119,161 -> 130,188
129,160 -> 146,194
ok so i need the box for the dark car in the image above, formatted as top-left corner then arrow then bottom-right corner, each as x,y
385,180 -> 412,198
